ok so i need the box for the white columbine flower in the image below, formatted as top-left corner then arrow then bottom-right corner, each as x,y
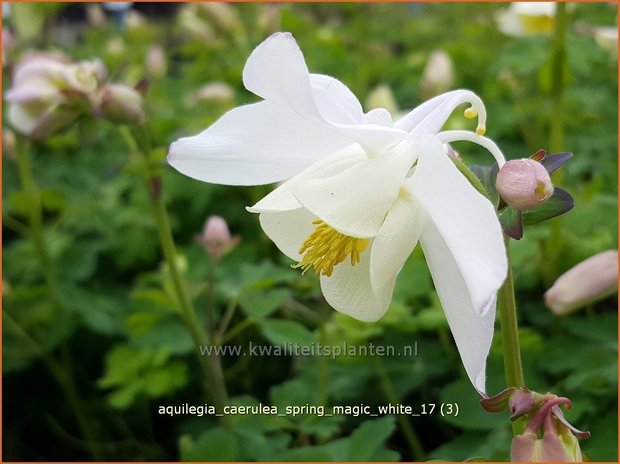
168,32 -> 508,393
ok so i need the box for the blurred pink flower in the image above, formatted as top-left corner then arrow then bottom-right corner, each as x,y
544,250 -> 618,315
196,216 -> 240,259
5,53 -> 106,138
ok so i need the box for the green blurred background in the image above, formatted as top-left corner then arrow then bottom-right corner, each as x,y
2,2 -> 617,461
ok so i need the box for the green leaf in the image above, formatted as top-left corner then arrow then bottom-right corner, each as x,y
260,319 -> 315,347
179,427 -> 238,461
239,288 -> 291,320
523,187 -> 574,225
348,415 -> 397,461
469,163 -> 500,208
499,206 -> 523,240
440,378 -> 507,431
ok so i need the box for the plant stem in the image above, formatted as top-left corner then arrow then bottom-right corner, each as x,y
545,1 -> 568,285
14,138 -> 103,457
498,237 -> 525,435
15,139 -> 58,297
498,238 -> 524,389
550,2 -> 567,155
119,126 -> 228,416
375,358 -> 425,460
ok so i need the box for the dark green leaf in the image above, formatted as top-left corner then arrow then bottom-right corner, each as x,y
523,187 -> 574,225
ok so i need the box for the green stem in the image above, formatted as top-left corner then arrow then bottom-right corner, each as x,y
221,318 -> 254,345
119,126 -> 228,416
498,237 -> 525,435
15,139 -> 58,297
550,2 -> 567,155
545,2 -> 568,285
375,358 -> 425,460
13,139 -> 103,457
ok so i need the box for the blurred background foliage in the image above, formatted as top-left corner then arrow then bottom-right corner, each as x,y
2,2 -> 617,461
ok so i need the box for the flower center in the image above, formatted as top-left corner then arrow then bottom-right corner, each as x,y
294,219 -> 369,277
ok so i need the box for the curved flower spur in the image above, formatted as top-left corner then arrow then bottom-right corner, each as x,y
168,32 -> 508,394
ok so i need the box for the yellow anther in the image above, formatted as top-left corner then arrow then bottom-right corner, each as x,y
464,107 -> 478,119
476,125 -> 486,136
293,219 -> 369,277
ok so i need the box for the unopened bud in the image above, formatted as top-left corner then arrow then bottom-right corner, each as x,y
495,158 -> 554,210
187,82 -> 234,107
545,250 -> 618,315
196,215 -> 239,259
146,45 -> 167,78
2,129 -> 17,159
196,2 -> 243,34
99,84 -> 145,125
420,50 -> 454,99
365,84 -> 399,118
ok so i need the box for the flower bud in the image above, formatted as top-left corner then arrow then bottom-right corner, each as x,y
544,250 -> 618,315
497,2 -> 556,37
3,129 -> 17,160
511,395 -> 587,462
99,84 -> 145,125
196,215 -> 239,259
86,4 -> 107,28
2,28 -> 14,67
186,82 -> 235,107
196,2 -> 243,35
594,26 -> 618,56
495,158 -> 554,210
5,54 -> 107,138
365,84 -> 399,118
146,45 -> 167,78
420,50 -> 454,99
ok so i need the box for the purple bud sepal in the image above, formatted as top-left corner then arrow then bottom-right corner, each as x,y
481,387 -> 590,461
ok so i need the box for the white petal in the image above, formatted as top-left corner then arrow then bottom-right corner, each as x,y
320,247 -> 394,322
5,79 -> 63,103
248,143 -> 366,213
309,74 -> 364,125
395,90 -> 486,135
258,208 -> 317,260
8,103 -> 38,135
406,135 -> 507,314
243,32 -> 321,119
168,101 -> 351,186
419,220 -> 496,394
242,32 -> 404,157
293,139 -> 417,238
370,195 -> 426,296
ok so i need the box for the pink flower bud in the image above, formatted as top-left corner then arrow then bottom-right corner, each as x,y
511,395 -> 586,462
186,82 -> 234,107
2,129 -> 16,160
420,50 -> 454,99
495,158 -> 554,210
99,84 -> 145,125
146,45 -> 167,78
544,250 -> 618,315
196,216 -> 239,259
5,53 -> 107,138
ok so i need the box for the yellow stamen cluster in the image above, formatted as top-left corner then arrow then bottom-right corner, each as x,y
294,219 -> 369,277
